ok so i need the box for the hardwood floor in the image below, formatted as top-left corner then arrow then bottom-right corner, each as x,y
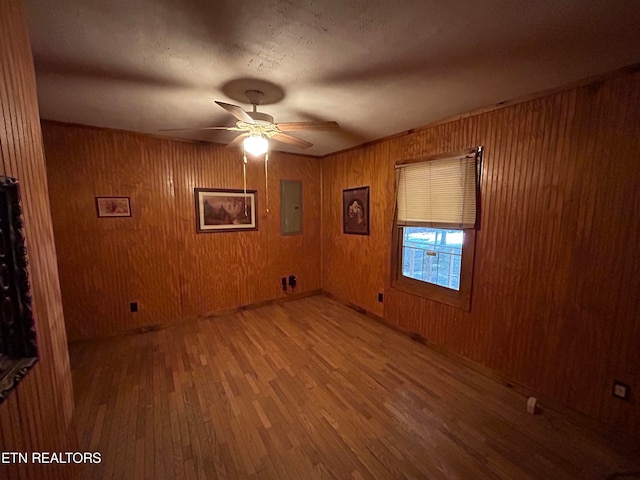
70,295 -> 640,479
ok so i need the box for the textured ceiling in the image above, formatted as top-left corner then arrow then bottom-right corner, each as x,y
26,0 -> 640,156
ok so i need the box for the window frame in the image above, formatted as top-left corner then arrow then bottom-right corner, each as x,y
390,148 -> 481,311
392,226 -> 476,310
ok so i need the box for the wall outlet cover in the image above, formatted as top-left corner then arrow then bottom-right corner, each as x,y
612,380 -> 630,400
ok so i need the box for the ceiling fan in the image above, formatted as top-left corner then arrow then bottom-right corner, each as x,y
161,89 -> 339,155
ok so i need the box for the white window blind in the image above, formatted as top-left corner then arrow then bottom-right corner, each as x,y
396,150 -> 479,228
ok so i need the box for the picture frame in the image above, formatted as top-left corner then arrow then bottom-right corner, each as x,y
96,197 -> 131,217
0,176 -> 38,405
194,188 -> 258,233
342,186 -> 369,235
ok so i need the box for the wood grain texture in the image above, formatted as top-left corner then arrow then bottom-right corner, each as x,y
69,296 -> 640,479
322,70 -> 640,437
321,141 -> 398,317
0,2 -> 78,479
43,123 -> 321,340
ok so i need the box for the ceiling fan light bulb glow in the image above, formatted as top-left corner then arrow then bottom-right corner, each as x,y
243,135 -> 268,156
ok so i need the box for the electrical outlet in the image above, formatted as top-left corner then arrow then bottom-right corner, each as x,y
130,302 -> 138,313
377,292 -> 384,302
281,277 -> 287,291
612,380 -> 630,400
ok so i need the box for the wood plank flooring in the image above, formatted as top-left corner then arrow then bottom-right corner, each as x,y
69,295 -> 640,479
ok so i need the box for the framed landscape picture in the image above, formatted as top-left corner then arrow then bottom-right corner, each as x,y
95,197 -> 131,217
342,186 -> 369,235
195,188 -> 258,233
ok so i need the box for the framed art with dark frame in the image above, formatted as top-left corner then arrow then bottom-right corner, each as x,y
342,186 -> 369,235
194,188 -> 258,233
0,176 -> 38,404
95,196 -> 131,217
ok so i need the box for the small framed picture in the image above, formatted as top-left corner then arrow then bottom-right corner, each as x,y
194,188 -> 258,233
342,186 -> 369,235
95,197 -> 131,217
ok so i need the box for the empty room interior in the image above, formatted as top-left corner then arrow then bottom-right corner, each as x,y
1,0 -> 640,479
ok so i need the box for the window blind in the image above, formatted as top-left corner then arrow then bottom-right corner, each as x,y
396,150 -> 479,228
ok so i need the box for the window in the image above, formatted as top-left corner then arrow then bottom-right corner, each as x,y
392,148 -> 482,310
402,227 -> 464,290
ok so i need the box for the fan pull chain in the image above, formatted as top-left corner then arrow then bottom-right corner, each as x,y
243,151 -> 248,217
264,152 -> 269,212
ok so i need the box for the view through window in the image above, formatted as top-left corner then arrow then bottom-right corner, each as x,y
401,227 -> 463,290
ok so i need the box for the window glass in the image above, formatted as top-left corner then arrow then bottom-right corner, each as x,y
401,227 -> 463,290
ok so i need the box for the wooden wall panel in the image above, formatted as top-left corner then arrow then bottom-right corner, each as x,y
321,141 -> 398,316
43,123 -> 321,341
0,2 -> 78,479
43,128 -> 182,339
321,70 -> 640,437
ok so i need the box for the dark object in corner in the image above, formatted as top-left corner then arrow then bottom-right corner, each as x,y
0,176 -> 38,404
288,275 -> 297,288
281,277 -> 287,291
130,302 -> 138,313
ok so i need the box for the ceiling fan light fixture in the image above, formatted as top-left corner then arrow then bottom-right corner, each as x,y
243,134 -> 268,156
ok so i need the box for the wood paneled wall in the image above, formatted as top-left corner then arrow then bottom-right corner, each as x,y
0,2 -> 78,479
322,70 -> 640,437
43,123 -> 321,341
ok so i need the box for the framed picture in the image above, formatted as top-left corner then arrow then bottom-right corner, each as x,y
96,197 -> 131,217
195,188 -> 258,233
343,186 -> 369,235
0,176 -> 38,404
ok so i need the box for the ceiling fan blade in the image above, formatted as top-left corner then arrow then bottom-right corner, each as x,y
226,133 -> 248,149
275,121 -> 339,132
159,126 -> 233,132
272,132 -> 313,149
214,101 -> 255,124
